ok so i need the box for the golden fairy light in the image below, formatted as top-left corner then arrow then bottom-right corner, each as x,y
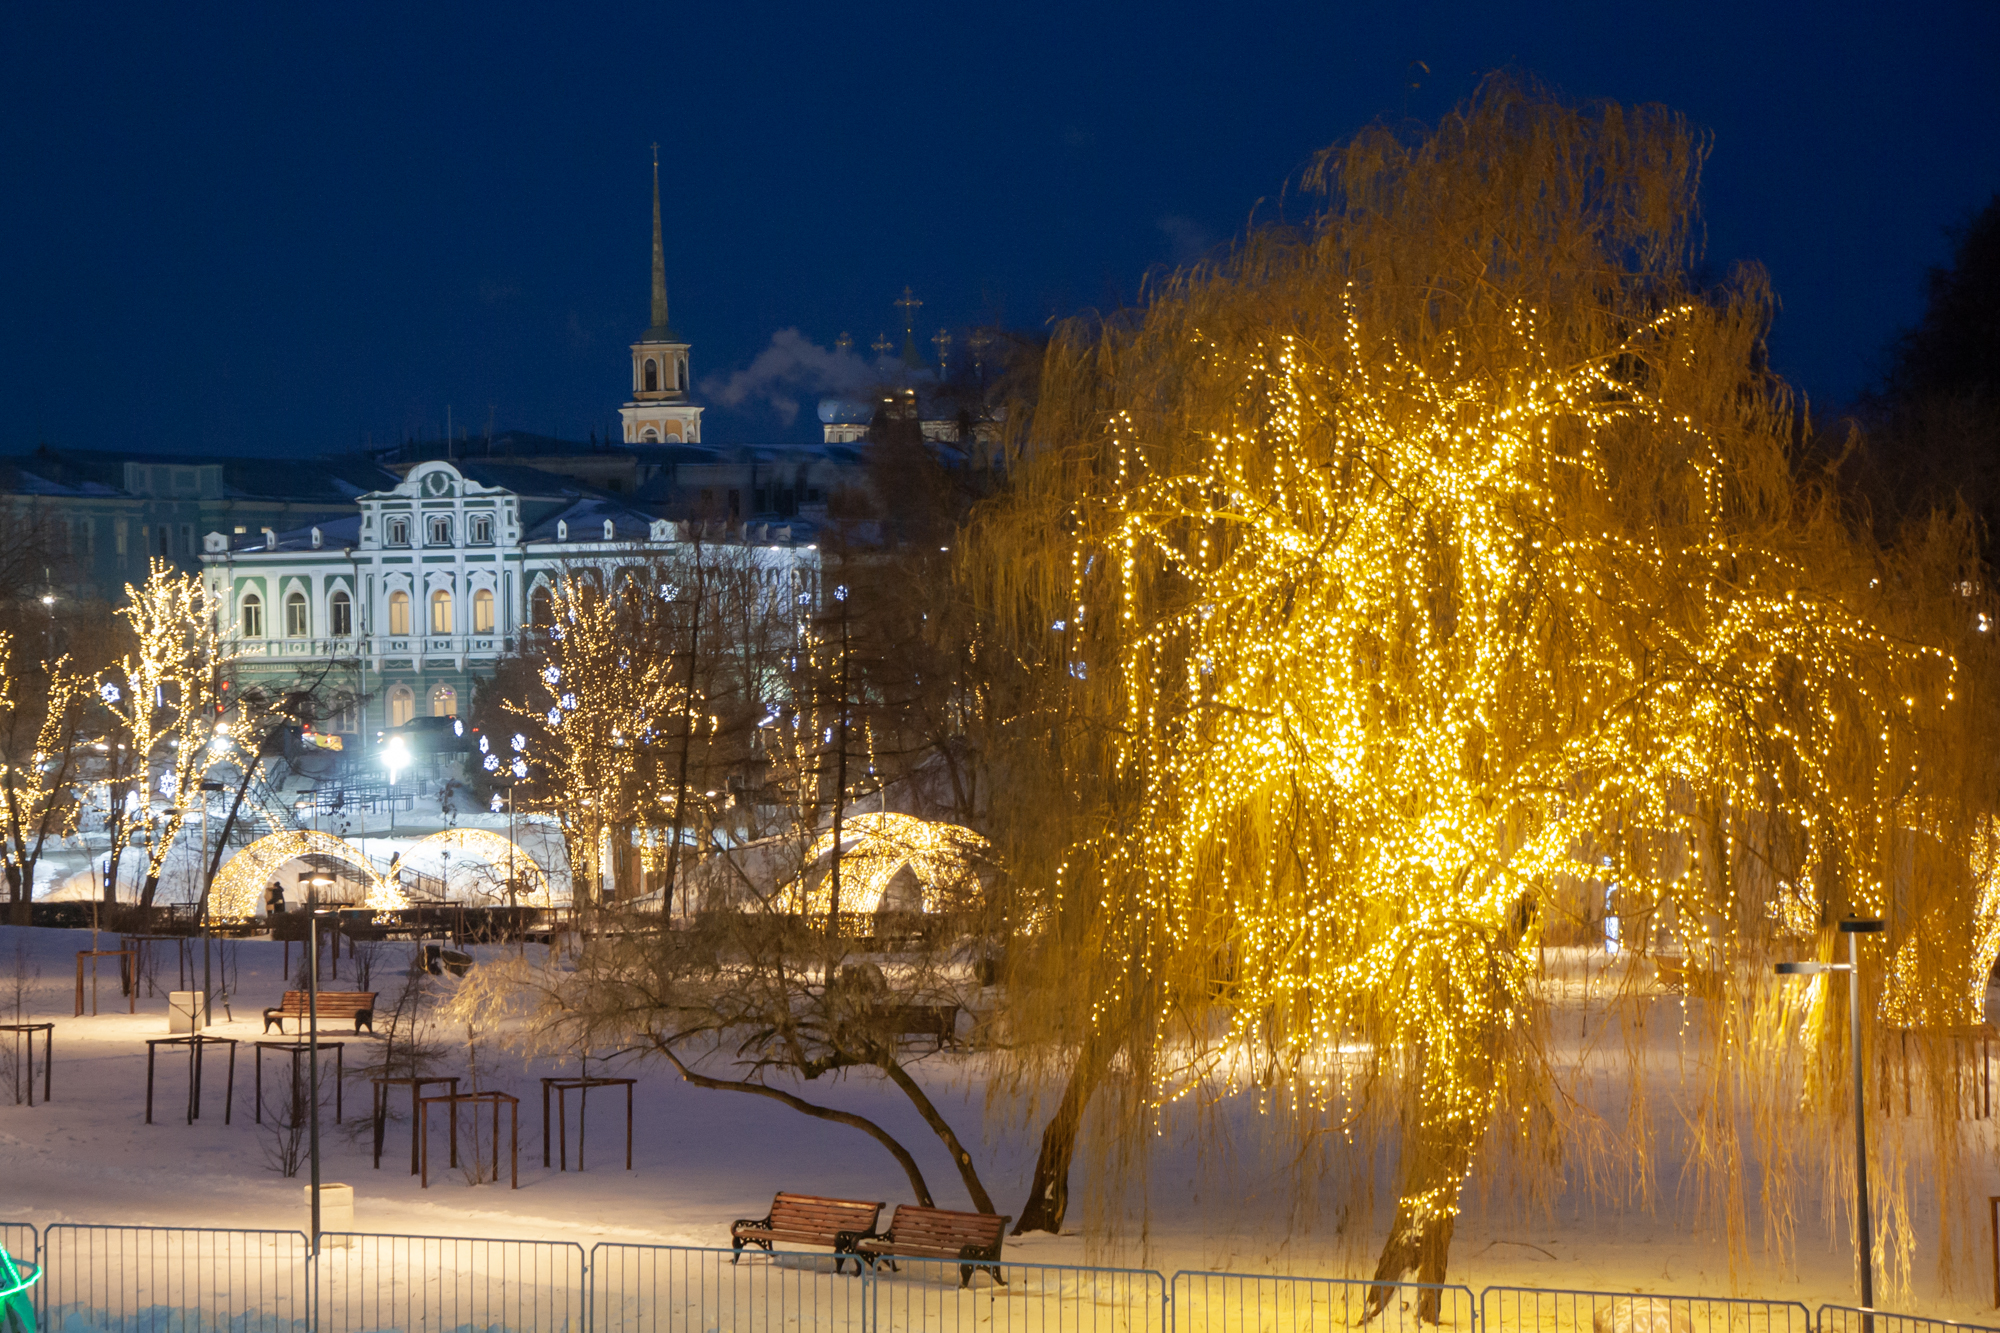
968,79 -> 2000,1300
506,573 -> 690,904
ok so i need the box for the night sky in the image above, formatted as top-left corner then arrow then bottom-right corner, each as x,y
4,2 -> 1997,456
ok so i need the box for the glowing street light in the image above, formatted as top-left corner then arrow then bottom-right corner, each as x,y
382,734 -> 410,785
1775,918 -> 1885,1317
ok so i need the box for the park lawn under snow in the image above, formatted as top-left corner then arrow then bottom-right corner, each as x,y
0,923 -> 1991,1319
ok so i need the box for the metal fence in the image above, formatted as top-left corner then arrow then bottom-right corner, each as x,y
40,1223 -> 311,1332
869,1253 -> 1164,1333
316,1232 -> 585,1332
1821,1306 -> 2000,1333
9,1224 -> 1999,1333
590,1242 -> 870,1332
1173,1268 -> 1476,1332
1482,1284 -> 1814,1333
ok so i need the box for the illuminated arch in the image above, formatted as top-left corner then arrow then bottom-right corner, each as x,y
797,813 -> 989,915
210,829 -> 407,919
401,828 -> 555,907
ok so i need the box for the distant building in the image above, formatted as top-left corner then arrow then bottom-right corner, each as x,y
199,458 -> 816,742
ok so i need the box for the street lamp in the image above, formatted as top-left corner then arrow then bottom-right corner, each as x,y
1776,917 -> 1885,1314
306,873 -> 335,1255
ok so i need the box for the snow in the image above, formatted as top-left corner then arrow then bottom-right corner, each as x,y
0,923 -> 1994,1322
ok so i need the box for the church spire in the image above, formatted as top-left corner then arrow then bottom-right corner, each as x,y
647,144 -> 672,339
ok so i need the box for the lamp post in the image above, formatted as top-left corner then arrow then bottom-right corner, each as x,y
196,780 -> 226,1028
1776,917 -> 1885,1315
306,873 -> 335,1254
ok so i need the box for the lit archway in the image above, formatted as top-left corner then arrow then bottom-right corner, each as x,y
797,814 -> 988,915
210,829 -> 407,919
400,828 -> 555,907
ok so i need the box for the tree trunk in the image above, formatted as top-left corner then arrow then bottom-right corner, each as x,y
138,872 -> 160,911
877,1055 -> 996,1213
1013,1039 -> 1106,1234
655,1040 -> 935,1206
6,863 -> 25,927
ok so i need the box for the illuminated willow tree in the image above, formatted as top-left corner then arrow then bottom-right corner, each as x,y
967,81 -> 1999,1300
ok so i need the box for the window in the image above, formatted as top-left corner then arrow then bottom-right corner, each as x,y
641,428 -> 658,443
333,698 -> 360,733
158,526 -> 171,557
429,684 -> 456,718
388,685 -> 415,727
530,586 -> 553,628
115,520 -> 128,556
470,514 -> 492,544
329,590 -> 352,637
239,592 -> 264,637
677,358 -> 687,391
285,590 -> 309,638
428,515 -> 452,546
472,588 -> 495,633
180,524 -> 192,554
430,588 -> 453,634
644,358 -> 659,392
386,516 -> 410,546
387,591 -> 411,635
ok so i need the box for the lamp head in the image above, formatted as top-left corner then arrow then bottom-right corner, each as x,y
1839,918 -> 1886,933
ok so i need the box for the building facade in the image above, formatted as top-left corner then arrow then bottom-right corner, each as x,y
201,459 -> 817,742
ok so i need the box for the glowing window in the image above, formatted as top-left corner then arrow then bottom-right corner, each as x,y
430,589 -> 453,634
473,588 -> 495,633
388,685 -> 414,727
430,684 -> 456,717
387,591 -> 411,635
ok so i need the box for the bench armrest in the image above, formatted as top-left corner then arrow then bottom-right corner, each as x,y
731,1215 -> 774,1233
832,1228 -> 882,1253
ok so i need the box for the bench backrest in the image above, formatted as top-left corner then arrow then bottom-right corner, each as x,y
769,1192 -> 883,1237
278,991 -> 376,1014
883,1204 -> 1008,1253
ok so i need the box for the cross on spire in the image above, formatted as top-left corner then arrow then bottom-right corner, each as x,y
932,328 -> 952,374
894,286 -> 923,336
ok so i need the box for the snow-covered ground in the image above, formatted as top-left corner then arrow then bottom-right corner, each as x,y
0,923 -> 1993,1322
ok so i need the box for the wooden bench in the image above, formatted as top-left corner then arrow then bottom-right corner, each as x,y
731,1191 -> 884,1272
263,990 -> 377,1034
869,1004 -> 959,1051
854,1204 -> 1011,1287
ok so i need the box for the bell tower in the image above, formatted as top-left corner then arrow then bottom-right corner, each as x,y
620,147 -> 703,445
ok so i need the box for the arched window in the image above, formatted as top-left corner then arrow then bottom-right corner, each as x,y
428,515 -> 452,546
644,358 -> 659,392
388,684 -> 415,727
387,591 -> 411,636
284,590 -> 309,638
386,517 -> 410,546
430,589 -> 453,634
429,684 -> 456,717
677,358 -> 687,391
329,590 -> 353,637
472,588 -> 495,633
530,586 -> 553,628
640,428 -> 658,443
239,592 -> 264,638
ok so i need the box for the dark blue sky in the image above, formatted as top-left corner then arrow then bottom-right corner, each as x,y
4,2 -> 1997,455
